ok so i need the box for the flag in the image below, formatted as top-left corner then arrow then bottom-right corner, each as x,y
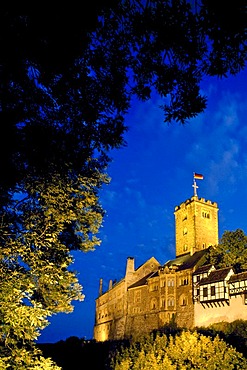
194,173 -> 204,180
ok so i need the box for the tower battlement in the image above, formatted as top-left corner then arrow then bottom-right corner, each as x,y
175,196 -> 218,211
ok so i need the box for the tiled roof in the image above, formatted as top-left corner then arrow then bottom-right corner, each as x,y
164,250 -> 208,271
229,271 -> 247,283
199,267 -> 233,285
193,264 -> 214,275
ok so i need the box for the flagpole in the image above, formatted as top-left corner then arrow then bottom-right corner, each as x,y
192,172 -> 198,197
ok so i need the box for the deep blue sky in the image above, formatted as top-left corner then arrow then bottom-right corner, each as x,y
38,68 -> 247,343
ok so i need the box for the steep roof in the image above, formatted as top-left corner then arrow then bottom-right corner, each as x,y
127,251 -> 208,290
229,271 -> 247,283
193,264 -> 214,275
128,271 -> 157,289
199,267 -> 233,285
164,249 -> 208,271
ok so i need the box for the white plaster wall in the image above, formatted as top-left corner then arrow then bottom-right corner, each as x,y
194,295 -> 247,327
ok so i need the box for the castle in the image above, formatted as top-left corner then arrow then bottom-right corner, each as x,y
94,177 -> 247,342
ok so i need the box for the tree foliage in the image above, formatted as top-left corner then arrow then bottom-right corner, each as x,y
206,229 -> 247,272
201,319 -> 247,358
1,1 -> 247,368
111,331 -> 247,370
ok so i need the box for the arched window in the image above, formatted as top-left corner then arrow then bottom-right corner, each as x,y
180,295 -> 188,306
168,279 -> 174,287
150,298 -> 157,310
168,297 -> 174,307
160,298 -> 166,308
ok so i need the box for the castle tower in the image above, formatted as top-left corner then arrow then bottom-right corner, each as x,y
174,175 -> 219,257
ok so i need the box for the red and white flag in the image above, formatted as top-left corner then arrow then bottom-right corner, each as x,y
194,173 -> 204,180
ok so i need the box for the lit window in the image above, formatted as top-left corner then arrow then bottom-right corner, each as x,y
168,279 -> 174,287
168,298 -> 174,307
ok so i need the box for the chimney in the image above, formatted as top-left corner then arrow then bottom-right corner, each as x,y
99,278 -> 103,296
109,279 -> 113,290
125,257 -> 135,279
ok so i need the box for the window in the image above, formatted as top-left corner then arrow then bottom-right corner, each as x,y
181,297 -> 187,306
202,211 -> 210,219
168,279 -> 174,287
181,277 -> 188,285
196,275 -> 200,283
150,284 -> 158,291
160,298 -> 166,308
168,298 -> 174,307
183,227 -> 188,235
211,286 -> 215,296
151,298 -> 157,310
180,295 -> 188,306
183,244 -> 188,252
203,287 -> 208,297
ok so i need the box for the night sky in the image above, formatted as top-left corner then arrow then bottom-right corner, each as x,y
38,68 -> 247,343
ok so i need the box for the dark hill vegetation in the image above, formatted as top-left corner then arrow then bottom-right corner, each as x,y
39,320 -> 247,370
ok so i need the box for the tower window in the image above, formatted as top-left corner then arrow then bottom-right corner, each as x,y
183,227 -> 188,235
183,244 -> 188,251
202,211 -> 210,219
